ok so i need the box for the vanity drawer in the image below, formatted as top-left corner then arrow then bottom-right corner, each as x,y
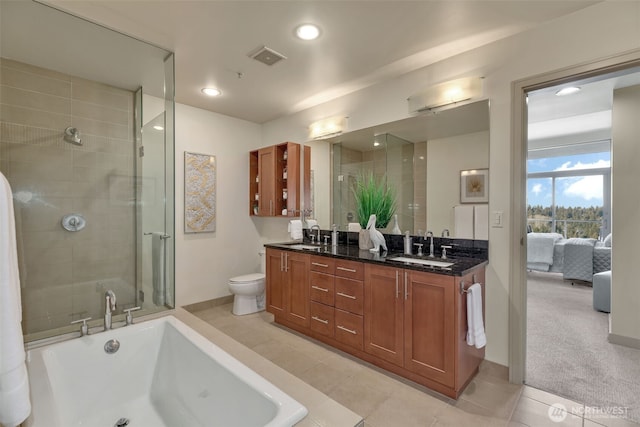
310,271 -> 335,305
334,277 -> 363,315
334,309 -> 363,351
310,301 -> 334,338
310,255 -> 336,274
335,259 -> 364,281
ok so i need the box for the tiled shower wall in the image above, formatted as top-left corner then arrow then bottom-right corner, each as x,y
0,58 -> 136,337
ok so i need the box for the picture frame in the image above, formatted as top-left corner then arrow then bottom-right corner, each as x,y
460,169 -> 488,203
184,151 -> 216,233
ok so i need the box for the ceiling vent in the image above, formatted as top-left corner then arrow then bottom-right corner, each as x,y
249,46 -> 287,66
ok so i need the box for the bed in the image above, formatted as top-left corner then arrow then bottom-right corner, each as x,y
527,232 -> 611,282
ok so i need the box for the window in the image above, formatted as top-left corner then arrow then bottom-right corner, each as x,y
527,151 -> 610,239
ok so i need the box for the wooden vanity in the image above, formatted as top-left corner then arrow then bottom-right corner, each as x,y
265,245 -> 486,399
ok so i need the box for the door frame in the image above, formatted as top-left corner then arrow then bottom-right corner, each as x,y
509,49 -> 640,384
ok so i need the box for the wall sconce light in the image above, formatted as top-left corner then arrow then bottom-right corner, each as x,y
308,116 -> 348,140
408,77 -> 483,114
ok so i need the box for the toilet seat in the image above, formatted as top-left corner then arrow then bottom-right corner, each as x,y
229,273 -> 265,284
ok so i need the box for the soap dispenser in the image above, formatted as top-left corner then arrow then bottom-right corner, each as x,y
331,224 -> 338,247
404,231 -> 413,255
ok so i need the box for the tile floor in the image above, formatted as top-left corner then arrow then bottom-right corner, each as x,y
191,303 -> 638,427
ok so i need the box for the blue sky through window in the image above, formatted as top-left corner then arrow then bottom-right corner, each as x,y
527,152 -> 610,208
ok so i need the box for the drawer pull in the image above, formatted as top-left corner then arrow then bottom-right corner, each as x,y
337,266 -> 357,273
312,316 -> 329,324
311,285 -> 329,293
336,292 -> 356,300
312,262 -> 329,268
337,325 -> 357,335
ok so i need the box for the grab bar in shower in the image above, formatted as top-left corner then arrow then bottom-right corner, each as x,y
143,232 -> 171,240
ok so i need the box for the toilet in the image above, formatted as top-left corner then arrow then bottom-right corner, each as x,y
228,251 -> 266,315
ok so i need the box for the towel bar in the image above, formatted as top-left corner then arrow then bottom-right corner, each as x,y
459,274 -> 479,294
143,232 -> 171,240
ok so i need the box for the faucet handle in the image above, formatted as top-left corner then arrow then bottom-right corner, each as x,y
71,317 -> 92,336
413,243 -> 424,256
441,245 -> 452,259
124,306 -> 141,326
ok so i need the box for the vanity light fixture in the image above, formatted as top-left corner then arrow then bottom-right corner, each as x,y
408,76 -> 483,113
555,86 -> 581,96
201,87 -> 222,97
309,116 -> 347,140
295,24 -> 320,41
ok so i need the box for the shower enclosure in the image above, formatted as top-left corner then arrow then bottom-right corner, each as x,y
332,133 -> 415,233
0,1 -> 175,341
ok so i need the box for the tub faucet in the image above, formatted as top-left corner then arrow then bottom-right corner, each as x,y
424,231 -> 434,257
310,224 -> 321,244
104,290 -> 117,331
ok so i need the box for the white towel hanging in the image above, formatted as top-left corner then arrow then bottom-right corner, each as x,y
0,171 -> 31,427
466,283 -> 486,349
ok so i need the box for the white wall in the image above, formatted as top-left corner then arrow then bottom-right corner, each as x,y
426,131 -> 489,234
175,103 -> 263,307
259,1 -> 640,365
611,84 -> 640,344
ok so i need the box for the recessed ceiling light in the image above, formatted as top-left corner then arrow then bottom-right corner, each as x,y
153,125 -> 164,131
202,87 -> 222,97
555,86 -> 581,96
295,24 -> 320,41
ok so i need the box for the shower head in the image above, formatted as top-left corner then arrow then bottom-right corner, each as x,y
64,127 -> 82,146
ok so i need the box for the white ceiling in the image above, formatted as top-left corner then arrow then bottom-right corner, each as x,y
39,0 -> 599,124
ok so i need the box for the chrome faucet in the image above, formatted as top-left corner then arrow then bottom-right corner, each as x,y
310,224 -> 321,244
104,290 -> 117,331
425,231 -> 434,257
441,228 -> 450,237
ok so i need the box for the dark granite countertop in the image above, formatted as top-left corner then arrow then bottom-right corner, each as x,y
264,242 -> 488,277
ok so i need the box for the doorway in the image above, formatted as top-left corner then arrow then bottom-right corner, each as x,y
510,52 -> 640,423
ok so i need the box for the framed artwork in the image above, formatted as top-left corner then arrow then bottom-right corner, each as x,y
184,151 -> 216,233
460,169 -> 488,203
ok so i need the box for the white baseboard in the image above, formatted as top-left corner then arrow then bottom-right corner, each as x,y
608,333 -> 640,349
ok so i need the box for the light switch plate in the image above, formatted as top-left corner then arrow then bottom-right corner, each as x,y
492,211 -> 503,228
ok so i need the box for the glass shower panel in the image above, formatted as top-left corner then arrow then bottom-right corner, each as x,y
0,0 -> 175,341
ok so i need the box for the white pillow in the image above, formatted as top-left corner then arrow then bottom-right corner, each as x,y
603,233 -> 612,247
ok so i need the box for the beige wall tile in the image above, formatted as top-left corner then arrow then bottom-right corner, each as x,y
1,58 -> 71,82
1,104 -> 70,130
72,99 -> 130,125
1,66 -> 71,97
1,85 -> 71,115
71,78 -> 132,111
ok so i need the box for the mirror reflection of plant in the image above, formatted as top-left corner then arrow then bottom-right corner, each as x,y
352,172 -> 397,229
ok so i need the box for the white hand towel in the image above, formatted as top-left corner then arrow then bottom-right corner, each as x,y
152,232 -> 166,306
473,204 -> 489,240
454,205 -> 474,239
466,283 -> 486,349
0,171 -> 31,426
288,220 -> 303,240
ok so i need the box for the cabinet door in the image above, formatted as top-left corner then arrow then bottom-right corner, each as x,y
404,270 -> 455,387
257,146 -> 276,216
285,252 -> 310,328
265,249 -> 285,315
364,264 -> 404,366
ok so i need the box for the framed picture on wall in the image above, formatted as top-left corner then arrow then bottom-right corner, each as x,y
460,169 -> 488,203
184,151 -> 216,233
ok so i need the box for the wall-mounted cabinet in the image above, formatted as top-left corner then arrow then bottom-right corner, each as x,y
250,142 -> 309,217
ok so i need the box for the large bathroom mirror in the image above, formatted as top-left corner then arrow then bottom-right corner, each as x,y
306,100 -> 489,236
0,0 -> 175,340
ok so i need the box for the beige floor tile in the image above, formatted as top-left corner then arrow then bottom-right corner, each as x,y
433,402 -> 508,427
511,396 -> 583,427
297,361 -> 356,394
327,369 -> 394,419
271,347 -> 324,377
521,385 -> 584,415
459,374 -> 523,419
584,414 -> 639,427
306,398 -> 365,427
365,384 -> 443,427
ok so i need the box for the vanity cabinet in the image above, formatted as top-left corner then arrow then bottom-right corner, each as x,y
265,248 -> 310,328
249,142 -> 309,217
266,247 -> 486,399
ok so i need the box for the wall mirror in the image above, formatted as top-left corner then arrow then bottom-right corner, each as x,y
307,100 -> 489,236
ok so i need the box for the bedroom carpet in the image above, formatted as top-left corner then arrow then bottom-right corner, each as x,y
526,271 -> 640,424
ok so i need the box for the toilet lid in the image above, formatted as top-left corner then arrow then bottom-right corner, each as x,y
229,273 -> 265,283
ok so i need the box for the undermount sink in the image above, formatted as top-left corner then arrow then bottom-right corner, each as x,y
286,244 -> 321,251
387,256 -> 454,268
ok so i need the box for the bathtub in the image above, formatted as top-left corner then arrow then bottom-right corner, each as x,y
25,315 -> 308,427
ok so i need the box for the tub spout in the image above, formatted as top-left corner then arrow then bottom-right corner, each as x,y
104,290 -> 117,331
